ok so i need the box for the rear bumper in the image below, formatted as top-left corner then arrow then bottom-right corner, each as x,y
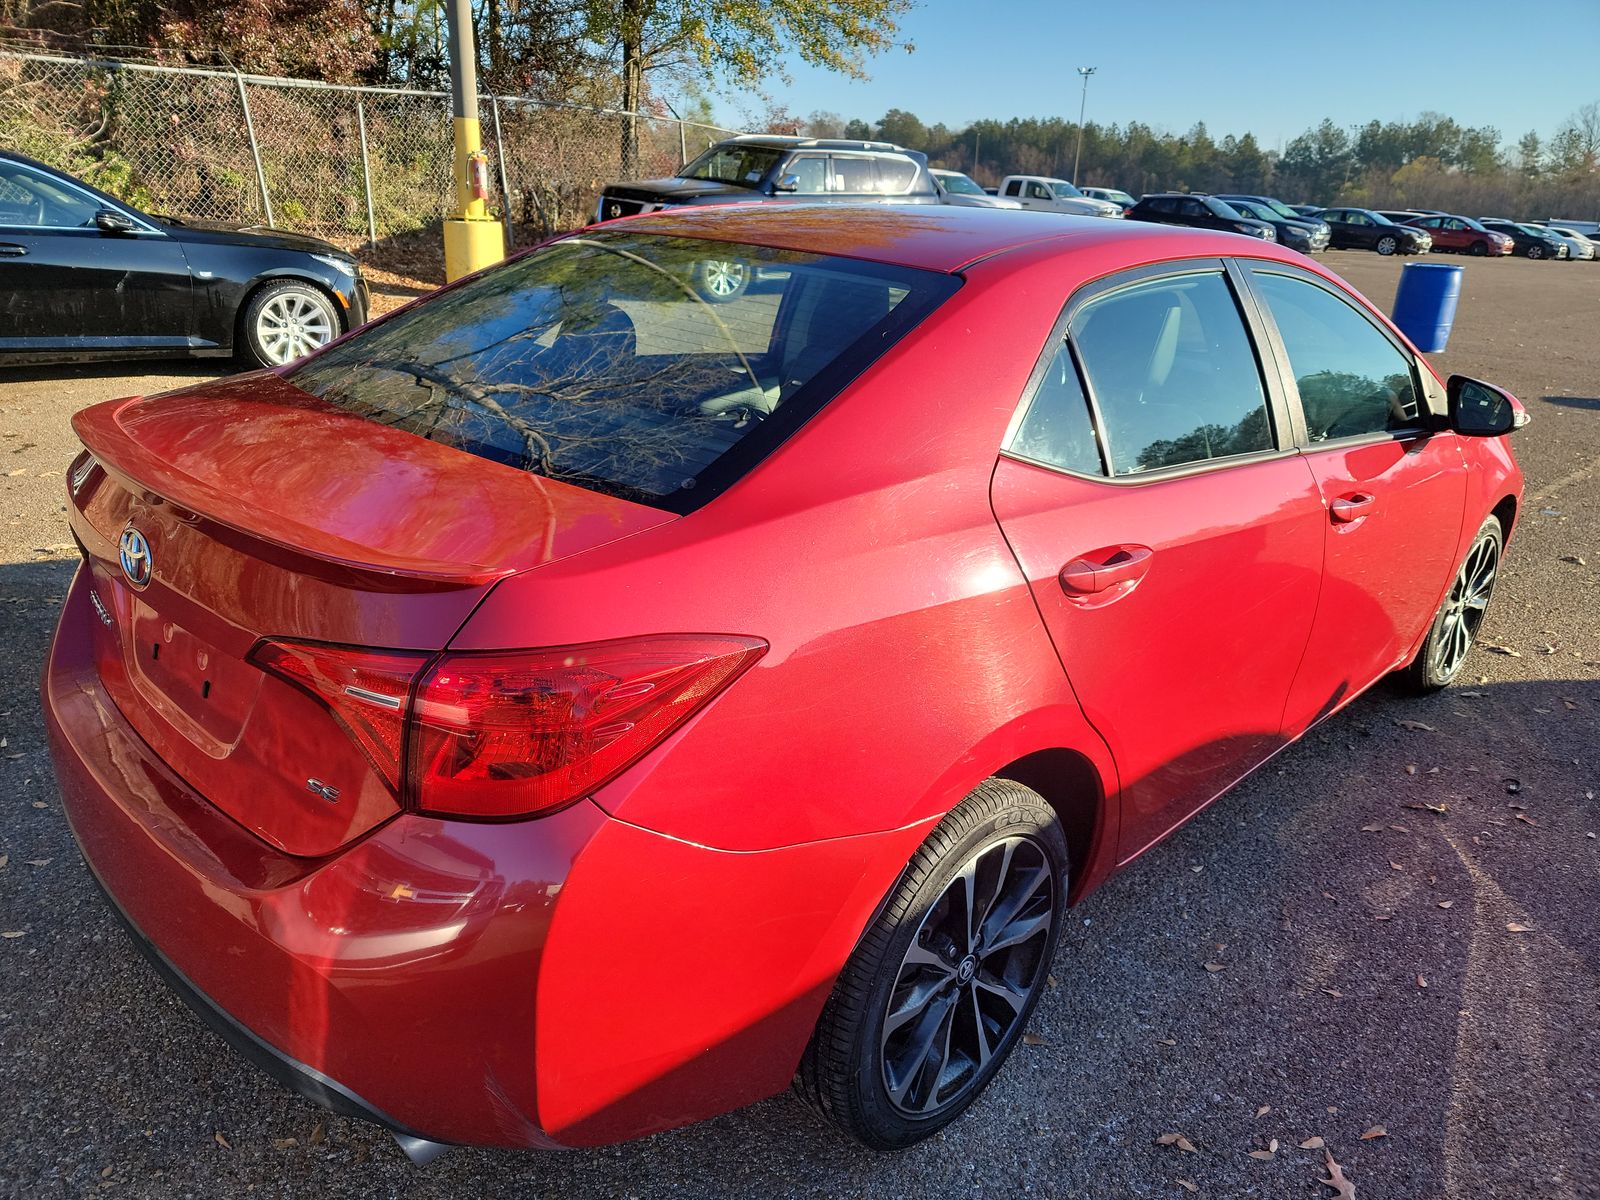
44,566 -> 927,1148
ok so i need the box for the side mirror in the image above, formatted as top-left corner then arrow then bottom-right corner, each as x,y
1447,375 -> 1528,436
772,174 -> 800,193
94,209 -> 137,233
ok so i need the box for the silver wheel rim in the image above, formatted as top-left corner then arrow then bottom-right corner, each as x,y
1529,245 -> 1543,259
701,260 -> 747,298
1431,534 -> 1499,681
1378,236 -> 1397,255
880,835 -> 1055,1117
255,290 -> 335,364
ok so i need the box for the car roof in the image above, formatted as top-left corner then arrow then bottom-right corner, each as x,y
614,203 -> 1308,274
720,134 -> 908,153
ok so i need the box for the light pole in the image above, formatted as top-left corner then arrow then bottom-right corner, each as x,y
1072,66 -> 1096,186
442,0 -> 505,280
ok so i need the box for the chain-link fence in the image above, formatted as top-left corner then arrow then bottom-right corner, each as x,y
0,48 -> 739,245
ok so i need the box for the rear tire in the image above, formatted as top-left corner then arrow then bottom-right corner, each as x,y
797,780 -> 1068,1150
239,280 -> 341,368
1376,235 -> 1399,256
1398,515 -> 1503,693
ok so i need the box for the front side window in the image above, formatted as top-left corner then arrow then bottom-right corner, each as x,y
1250,271 -> 1420,442
1178,198 -> 1208,217
1072,273 -> 1274,475
290,232 -> 956,510
1027,182 -> 1052,200
785,154 -> 829,194
0,163 -> 100,228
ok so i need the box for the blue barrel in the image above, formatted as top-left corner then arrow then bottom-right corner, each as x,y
1391,262 -> 1463,353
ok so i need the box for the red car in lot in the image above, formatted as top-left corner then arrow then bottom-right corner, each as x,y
44,206 -> 1525,1160
1402,213 -> 1515,256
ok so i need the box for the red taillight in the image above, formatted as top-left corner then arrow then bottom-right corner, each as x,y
249,640 -> 429,790
407,635 -> 766,819
250,634 -> 766,820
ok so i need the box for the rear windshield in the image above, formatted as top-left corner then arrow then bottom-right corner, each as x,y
289,232 -> 957,512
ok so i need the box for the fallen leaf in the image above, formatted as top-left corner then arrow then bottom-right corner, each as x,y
271,1137 -> 298,1149
1395,719 -> 1437,732
1300,1136 -> 1326,1149
1485,645 -> 1521,657
1249,1148 -> 1275,1160
309,1121 -> 326,1147
1156,1133 -> 1199,1153
1361,822 -> 1384,832
1204,962 -> 1226,973
1507,922 -> 1533,933
1389,861 -> 1405,871
1022,1031 -> 1047,1046
1360,1124 -> 1387,1140
24,858 -> 50,867
1321,1148 -> 1357,1199
1515,813 -> 1538,826
0,855 -> 7,869
213,1131 -> 232,1150
1373,913 -> 1393,922
1255,1105 -> 1271,1118
1560,554 -> 1587,565
1047,973 -> 1059,989
1438,901 -> 1454,909
1158,1038 -> 1177,1046
1176,1180 -> 1199,1194
1505,779 -> 1522,794
1404,802 -> 1447,814
1389,824 -> 1410,832
1417,974 -> 1427,988
1321,988 -> 1343,998
1190,865 -> 1203,873
1404,764 -> 1417,776
1,931 -> 24,939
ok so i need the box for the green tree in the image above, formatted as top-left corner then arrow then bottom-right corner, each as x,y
1516,130 -> 1543,175
876,107 -> 926,149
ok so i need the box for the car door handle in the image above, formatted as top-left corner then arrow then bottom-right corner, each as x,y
1059,545 -> 1155,595
0,244 -> 26,257
1329,493 -> 1376,523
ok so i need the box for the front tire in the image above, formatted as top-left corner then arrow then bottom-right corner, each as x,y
692,258 -> 750,303
797,780 -> 1067,1150
1399,515 -> 1504,693
1526,243 -> 1545,260
1468,240 -> 1487,256
1376,235 -> 1399,256
240,281 -> 341,367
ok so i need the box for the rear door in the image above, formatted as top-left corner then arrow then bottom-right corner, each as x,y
1240,262 -> 1467,735
0,158 -> 193,352
991,261 -> 1325,861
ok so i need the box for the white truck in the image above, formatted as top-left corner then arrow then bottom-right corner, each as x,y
997,175 -> 1123,218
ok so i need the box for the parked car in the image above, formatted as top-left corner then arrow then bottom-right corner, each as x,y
1125,192 -> 1276,241
594,135 -> 939,224
1478,218 -> 1568,260
1543,217 -> 1600,238
997,175 -> 1124,217
0,150 -> 367,368
1532,224 -> 1596,261
1317,207 -> 1432,255
1221,198 -> 1330,253
931,169 -> 1022,209
45,204 -> 1525,1161
1081,186 -> 1138,210
1217,194 -> 1332,239
1375,209 -> 1427,225
1289,204 -> 1325,217
1402,214 -> 1515,256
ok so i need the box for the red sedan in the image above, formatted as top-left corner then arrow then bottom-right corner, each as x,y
1404,213 -> 1516,256
44,206 -> 1525,1159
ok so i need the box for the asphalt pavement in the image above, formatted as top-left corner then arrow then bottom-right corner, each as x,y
0,253 -> 1596,1199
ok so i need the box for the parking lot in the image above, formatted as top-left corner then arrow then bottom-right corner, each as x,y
0,251 -> 1596,1199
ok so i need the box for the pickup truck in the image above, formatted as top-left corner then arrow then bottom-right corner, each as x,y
996,175 -> 1122,218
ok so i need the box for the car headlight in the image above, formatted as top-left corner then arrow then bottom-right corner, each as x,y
311,253 -> 358,276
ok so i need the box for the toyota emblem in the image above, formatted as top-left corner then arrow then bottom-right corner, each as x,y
118,526 -> 153,589
607,203 -> 621,218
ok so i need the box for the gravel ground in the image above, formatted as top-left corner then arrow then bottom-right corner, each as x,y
0,251 -> 1597,1199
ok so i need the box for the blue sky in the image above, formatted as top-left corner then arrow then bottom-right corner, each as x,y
714,0 -> 1598,151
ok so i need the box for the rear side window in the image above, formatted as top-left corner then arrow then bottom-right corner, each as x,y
1250,272 -> 1420,441
1011,341 -> 1103,476
289,233 -> 957,512
1072,273 -> 1274,475
832,156 -> 877,193
874,156 -> 920,194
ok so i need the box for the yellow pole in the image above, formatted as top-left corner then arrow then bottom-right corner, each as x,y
442,0 -> 505,281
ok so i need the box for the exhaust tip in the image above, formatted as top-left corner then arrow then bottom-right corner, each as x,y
392,1133 -> 453,1165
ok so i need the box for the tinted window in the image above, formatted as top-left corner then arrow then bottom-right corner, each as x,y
1072,273 -> 1273,475
1004,180 -> 1021,196
682,144 -> 783,189
1178,198 -> 1208,217
786,154 -> 828,194
1251,272 -> 1421,441
1146,197 -> 1177,214
0,162 -> 100,227
875,157 -> 920,194
1027,182 -> 1052,200
290,232 -> 956,510
832,156 -> 876,193
1011,340 -> 1103,476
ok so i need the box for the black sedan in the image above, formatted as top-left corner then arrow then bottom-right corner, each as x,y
0,151 -> 368,367
1124,193 -> 1276,241
1478,218 -> 1569,260
1218,198 -> 1330,253
1316,207 -> 1432,256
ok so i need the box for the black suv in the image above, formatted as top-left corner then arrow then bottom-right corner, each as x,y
1125,193 -> 1276,241
595,135 -> 939,224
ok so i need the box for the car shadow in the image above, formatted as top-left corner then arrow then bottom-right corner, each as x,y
0,360 -> 230,385
1539,395 -> 1600,411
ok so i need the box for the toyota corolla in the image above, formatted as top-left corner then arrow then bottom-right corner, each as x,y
43,205 -> 1525,1160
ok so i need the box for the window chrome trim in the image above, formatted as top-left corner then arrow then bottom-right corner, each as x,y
1000,443 -> 1302,488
